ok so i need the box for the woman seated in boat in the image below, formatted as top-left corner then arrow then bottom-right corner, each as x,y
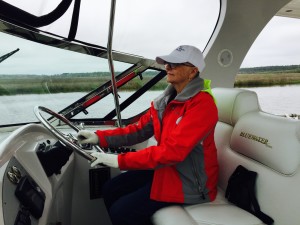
77,45 -> 219,225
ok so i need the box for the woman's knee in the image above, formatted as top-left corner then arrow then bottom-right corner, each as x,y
108,201 -> 129,225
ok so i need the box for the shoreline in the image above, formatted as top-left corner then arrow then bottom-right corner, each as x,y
0,73 -> 300,95
234,73 -> 300,87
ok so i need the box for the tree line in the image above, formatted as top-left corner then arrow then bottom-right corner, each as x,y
239,65 -> 300,74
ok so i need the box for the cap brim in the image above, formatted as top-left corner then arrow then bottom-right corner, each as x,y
156,55 -> 186,65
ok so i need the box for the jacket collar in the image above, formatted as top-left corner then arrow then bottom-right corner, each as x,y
153,75 -> 204,110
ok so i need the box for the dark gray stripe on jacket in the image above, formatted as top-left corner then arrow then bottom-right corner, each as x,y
105,120 -> 154,147
176,143 -> 210,204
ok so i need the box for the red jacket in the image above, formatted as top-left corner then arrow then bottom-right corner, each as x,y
96,76 -> 219,204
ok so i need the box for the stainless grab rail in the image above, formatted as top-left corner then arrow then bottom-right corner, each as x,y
107,0 -> 122,127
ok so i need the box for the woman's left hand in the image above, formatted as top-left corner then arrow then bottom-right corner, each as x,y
90,152 -> 119,168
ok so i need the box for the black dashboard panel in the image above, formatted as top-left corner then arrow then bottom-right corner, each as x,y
3,157 -> 41,225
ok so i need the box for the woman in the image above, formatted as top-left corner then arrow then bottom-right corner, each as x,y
77,45 -> 219,225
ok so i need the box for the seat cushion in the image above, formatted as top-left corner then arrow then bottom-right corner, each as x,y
152,190 -> 264,225
153,204 -> 263,225
152,205 -> 197,225
184,204 -> 263,225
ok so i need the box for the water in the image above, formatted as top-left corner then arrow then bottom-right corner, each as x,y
246,85 -> 300,115
0,91 -> 163,125
0,86 -> 299,125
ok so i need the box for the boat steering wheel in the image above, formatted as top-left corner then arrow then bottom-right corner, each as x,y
34,105 -> 101,161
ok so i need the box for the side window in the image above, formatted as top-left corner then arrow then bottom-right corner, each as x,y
239,16 -> 300,117
118,70 -> 165,119
74,70 -> 165,120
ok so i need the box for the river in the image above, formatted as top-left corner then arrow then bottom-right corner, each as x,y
0,85 -> 299,125
246,85 -> 300,116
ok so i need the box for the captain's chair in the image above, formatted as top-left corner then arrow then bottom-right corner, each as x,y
152,88 -> 300,225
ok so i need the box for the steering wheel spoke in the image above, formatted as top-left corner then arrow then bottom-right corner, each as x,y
34,106 -> 96,161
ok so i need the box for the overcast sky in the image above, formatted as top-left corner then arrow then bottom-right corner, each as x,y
0,1 -> 300,75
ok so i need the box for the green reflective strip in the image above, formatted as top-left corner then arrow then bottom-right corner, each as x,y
201,79 -> 216,104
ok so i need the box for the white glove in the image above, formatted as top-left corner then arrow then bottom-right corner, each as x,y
77,130 -> 99,144
90,152 -> 119,168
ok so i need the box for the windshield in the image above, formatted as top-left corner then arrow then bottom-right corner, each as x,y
0,0 -> 220,126
1,0 -> 220,57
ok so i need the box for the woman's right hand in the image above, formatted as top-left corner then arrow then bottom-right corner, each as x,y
76,130 -> 99,144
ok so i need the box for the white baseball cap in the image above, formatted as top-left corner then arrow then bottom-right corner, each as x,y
156,45 -> 206,73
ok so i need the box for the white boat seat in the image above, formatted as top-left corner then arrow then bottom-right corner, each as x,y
153,189 -> 263,225
152,88 -> 300,225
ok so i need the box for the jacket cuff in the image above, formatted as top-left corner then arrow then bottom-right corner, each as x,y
95,130 -> 109,148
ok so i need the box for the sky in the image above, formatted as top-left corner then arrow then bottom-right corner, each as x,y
0,1 -> 300,75
242,16 -> 300,68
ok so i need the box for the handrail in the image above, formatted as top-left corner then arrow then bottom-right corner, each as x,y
107,0 -> 122,127
57,66 -> 140,119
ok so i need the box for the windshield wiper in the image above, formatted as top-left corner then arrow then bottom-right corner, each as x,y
0,48 -> 19,64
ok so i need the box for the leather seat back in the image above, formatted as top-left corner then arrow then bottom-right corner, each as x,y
213,87 -> 300,225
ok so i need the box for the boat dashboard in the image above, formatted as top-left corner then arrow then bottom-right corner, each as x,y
0,123 -> 75,225
0,121 -> 154,225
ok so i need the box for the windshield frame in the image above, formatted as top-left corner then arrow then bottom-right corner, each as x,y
0,0 -> 221,127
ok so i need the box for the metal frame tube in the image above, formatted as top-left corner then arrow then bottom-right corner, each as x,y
107,0 -> 122,127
